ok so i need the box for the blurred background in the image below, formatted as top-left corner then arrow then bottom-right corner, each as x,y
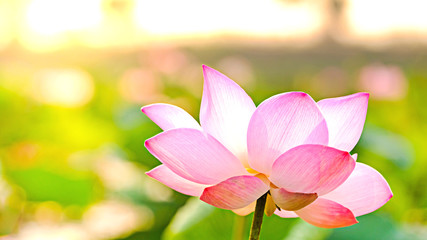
0,0 -> 426,239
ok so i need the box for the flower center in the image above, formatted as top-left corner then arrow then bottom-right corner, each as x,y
245,167 -> 260,174
248,172 -> 318,215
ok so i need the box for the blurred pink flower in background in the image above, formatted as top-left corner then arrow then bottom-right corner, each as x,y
144,47 -> 191,75
142,66 -> 392,228
358,63 -> 408,100
119,68 -> 163,104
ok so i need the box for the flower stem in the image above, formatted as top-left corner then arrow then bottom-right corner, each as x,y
249,192 -> 268,240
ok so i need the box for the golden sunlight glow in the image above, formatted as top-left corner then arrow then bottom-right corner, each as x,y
19,0 -> 103,51
345,0 -> 427,39
8,0 -> 427,51
32,68 -> 94,107
0,1 -> 13,49
25,0 -> 102,35
133,0 -> 325,39
18,0 -> 327,51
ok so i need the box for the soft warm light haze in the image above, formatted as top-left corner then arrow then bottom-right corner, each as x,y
0,0 -> 426,51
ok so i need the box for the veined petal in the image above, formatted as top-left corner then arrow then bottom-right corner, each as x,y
270,187 -> 318,211
317,93 -> 369,152
322,162 -> 393,217
270,145 -> 355,195
295,198 -> 358,228
145,128 -> 247,185
141,103 -> 201,131
146,165 -> 208,197
200,175 -> 269,209
200,65 -> 256,162
274,209 -> 298,218
247,92 -> 328,174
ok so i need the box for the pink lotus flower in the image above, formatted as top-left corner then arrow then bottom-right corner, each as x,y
143,65 -> 392,228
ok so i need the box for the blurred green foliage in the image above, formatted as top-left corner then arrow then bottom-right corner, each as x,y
0,44 -> 426,239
